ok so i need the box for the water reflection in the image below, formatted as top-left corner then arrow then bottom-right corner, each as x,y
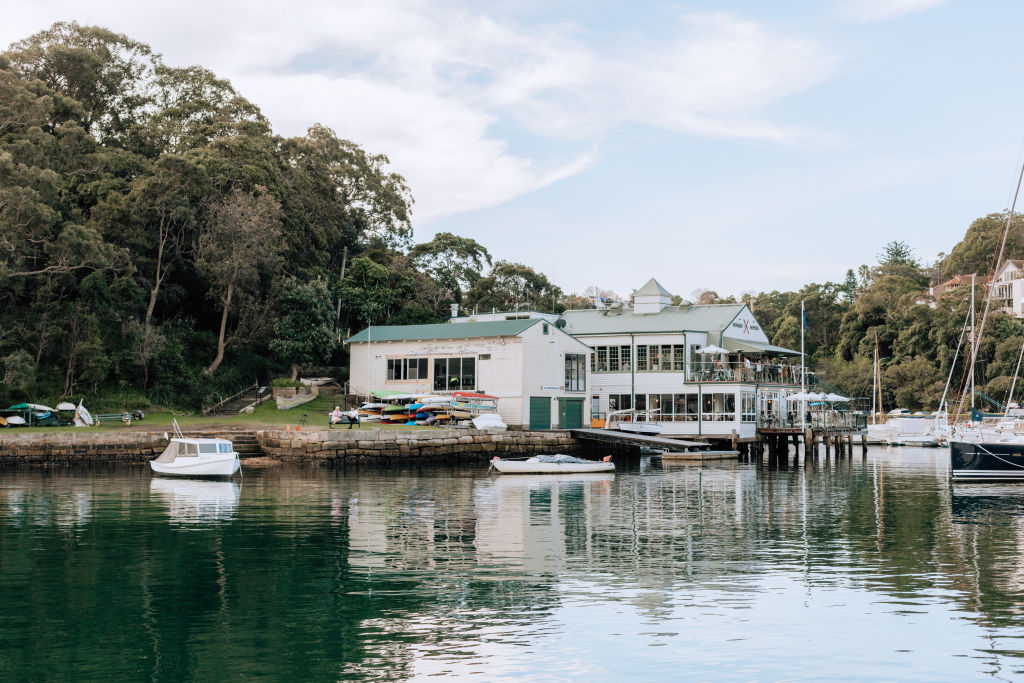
4,453 -> 1024,679
149,478 -> 240,523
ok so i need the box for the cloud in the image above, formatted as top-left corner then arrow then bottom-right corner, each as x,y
1,2 -> 835,223
838,0 -> 945,22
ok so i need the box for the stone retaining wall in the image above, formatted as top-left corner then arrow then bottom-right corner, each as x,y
0,428 -> 581,465
257,428 -> 580,463
0,431 -> 168,465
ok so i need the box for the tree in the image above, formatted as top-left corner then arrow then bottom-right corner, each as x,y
877,240 -> 919,268
270,278 -> 336,380
942,212 -> 1024,276
463,261 -> 563,314
842,269 -> 858,301
5,22 -> 157,144
408,232 -> 491,305
197,187 -> 283,374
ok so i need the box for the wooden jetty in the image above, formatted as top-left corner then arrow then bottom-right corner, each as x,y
660,450 -> 739,462
569,429 -> 709,451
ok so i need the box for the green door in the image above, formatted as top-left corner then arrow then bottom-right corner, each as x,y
529,397 -> 551,430
558,398 -> 584,429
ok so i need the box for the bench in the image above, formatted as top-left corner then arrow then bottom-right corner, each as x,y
329,414 -> 360,429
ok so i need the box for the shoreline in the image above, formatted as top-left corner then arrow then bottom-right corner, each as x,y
0,427 -> 583,466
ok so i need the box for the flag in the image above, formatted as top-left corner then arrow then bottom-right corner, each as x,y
801,301 -> 807,332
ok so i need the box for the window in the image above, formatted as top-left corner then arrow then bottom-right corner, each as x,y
592,346 -> 632,373
608,394 -> 632,411
633,344 -> 687,372
565,354 -> 586,392
741,392 -> 756,423
199,443 -> 217,454
543,323 -> 549,334
592,395 -> 601,419
702,393 -> 737,421
387,358 -> 428,381
433,357 -> 476,391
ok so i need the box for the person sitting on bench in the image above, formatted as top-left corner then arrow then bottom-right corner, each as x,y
345,407 -> 360,429
330,406 -> 344,428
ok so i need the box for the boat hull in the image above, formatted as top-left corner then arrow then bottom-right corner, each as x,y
150,454 -> 240,478
950,440 -> 1024,481
491,460 -> 615,474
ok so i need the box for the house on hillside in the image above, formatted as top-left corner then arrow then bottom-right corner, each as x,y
991,260 -> 1024,316
930,272 -> 990,300
561,278 -> 803,439
346,319 -> 592,430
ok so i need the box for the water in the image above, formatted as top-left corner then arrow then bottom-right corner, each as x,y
2,449 -> 1024,680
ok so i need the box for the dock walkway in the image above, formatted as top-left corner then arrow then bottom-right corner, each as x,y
569,429 -> 708,451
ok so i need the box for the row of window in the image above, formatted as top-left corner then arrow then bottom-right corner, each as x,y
603,391 -> 757,422
386,354 -> 588,393
591,345 -> 691,373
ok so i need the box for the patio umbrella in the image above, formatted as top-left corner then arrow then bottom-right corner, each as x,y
785,391 -> 814,401
696,345 -> 729,354
824,393 -> 849,402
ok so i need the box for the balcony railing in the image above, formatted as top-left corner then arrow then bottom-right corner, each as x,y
690,362 -> 803,385
757,411 -> 867,431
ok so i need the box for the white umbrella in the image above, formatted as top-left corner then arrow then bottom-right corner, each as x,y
696,345 -> 729,354
806,392 -> 826,401
785,392 -> 814,402
824,393 -> 848,402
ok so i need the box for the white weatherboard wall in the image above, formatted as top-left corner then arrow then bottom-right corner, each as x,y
347,326 -> 591,429
722,307 -> 770,345
520,322 -> 592,428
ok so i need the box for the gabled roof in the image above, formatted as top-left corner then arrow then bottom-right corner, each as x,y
347,319 -> 540,343
562,303 -> 746,335
635,278 -> 672,297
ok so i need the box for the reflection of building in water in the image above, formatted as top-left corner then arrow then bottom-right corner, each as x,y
345,472 -> 478,571
474,475 -> 614,572
149,478 -> 239,523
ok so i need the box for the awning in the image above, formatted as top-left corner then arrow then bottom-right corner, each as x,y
724,339 -> 801,355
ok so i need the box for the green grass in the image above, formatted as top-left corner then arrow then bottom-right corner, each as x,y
2,395 -> 436,433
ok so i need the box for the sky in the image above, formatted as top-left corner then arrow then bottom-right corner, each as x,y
5,0 -> 1024,300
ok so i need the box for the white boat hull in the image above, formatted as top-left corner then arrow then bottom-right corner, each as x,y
150,454 -> 240,477
617,424 -> 663,436
491,459 -> 615,474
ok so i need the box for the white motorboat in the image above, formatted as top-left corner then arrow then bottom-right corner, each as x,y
490,454 -> 614,474
605,409 -> 663,436
150,420 -> 240,477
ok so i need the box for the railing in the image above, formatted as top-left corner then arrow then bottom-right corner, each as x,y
690,362 -> 803,385
202,383 -> 265,415
757,411 -> 867,431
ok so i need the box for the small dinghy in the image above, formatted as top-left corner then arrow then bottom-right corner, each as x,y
490,454 -> 614,474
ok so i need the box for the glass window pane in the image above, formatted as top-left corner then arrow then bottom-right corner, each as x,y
462,357 -> 475,389
434,359 -> 446,390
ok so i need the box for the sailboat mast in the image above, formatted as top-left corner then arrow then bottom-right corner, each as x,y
970,273 -> 975,412
875,329 -> 882,422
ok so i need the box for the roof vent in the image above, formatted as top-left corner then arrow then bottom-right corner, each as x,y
554,318 -> 567,329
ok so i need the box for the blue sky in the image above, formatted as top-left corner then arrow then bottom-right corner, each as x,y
5,0 -> 1023,300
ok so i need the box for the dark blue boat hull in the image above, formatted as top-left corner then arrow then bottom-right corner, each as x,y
950,440 -> 1024,481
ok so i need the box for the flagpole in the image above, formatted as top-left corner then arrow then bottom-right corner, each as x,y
801,300 -> 806,430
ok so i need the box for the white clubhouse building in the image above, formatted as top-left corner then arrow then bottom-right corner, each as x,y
347,318 -> 592,430
346,278 -> 803,435
561,279 -> 802,439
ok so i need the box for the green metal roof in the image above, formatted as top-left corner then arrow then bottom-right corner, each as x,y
562,303 -> 747,335
347,318 -> 541,343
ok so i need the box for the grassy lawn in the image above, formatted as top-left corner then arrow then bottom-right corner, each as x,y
2,396 -> 435,434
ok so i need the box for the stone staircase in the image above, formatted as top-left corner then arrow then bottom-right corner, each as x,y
204,385 -> 266,416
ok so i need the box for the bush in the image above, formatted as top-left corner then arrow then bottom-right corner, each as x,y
270,378 -> 302,388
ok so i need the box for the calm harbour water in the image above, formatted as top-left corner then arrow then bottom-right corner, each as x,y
2,448 -> 1024,681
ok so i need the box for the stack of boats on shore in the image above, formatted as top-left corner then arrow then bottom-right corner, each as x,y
355,391 -> 506,429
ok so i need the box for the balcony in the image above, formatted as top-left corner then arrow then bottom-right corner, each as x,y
690,361 -> 803,385
757,411 -> 867,431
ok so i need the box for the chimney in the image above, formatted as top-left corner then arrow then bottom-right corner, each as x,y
450,303 -> 459,318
